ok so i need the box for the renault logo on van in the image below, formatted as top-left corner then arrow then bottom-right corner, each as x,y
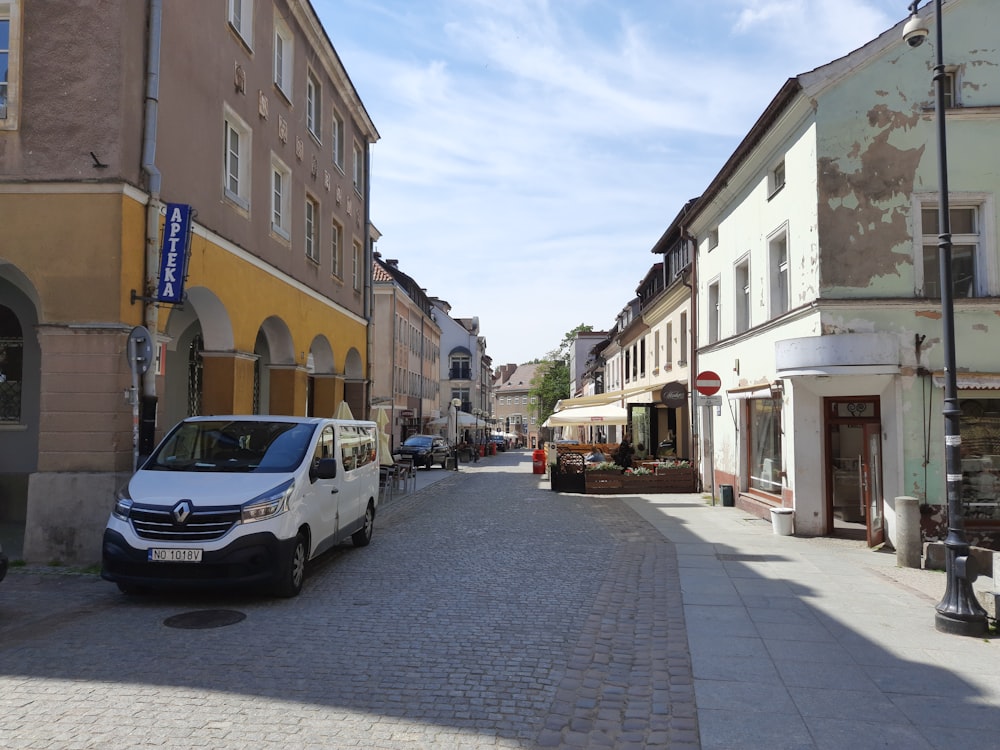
172,500 -> 193,524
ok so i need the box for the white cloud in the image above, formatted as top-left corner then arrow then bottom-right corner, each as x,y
318,0 -> 907,364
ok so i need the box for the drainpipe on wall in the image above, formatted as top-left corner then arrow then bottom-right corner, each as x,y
418,312 -> 425,430
363,145 -> 373,419
681,229 -> 700,491
139,0 -> 163,454
390,289 -> 397,448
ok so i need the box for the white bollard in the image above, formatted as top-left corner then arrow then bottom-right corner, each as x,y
896,496 -> 921,568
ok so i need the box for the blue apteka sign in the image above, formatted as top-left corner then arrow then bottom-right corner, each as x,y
156,203 -> 192,304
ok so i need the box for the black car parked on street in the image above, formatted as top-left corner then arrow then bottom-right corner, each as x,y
397,434 -> 452,469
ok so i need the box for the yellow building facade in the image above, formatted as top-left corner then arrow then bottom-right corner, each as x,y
0,1 -> 377,564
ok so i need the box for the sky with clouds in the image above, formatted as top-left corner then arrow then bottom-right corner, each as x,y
314,0 -> 913,366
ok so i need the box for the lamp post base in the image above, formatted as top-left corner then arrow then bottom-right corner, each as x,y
935,543 -> 989,636
935,610 -> 988,637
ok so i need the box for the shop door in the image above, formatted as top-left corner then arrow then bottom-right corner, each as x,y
825,398 -> 884,546
863,425 -> 884,546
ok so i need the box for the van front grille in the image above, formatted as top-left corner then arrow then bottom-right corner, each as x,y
130,505 -> 241,542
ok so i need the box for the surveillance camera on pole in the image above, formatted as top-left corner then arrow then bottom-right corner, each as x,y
902,6 -> 928,47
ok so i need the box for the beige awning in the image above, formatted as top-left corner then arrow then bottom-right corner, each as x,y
726,383 -> 774,400
554,383 -> 658,410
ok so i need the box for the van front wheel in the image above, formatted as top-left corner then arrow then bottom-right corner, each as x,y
274,533 -> 307,597
352,502 -> 375,547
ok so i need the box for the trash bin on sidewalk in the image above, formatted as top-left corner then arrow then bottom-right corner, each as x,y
770,507 -> 794,535
720,484 -> 735,507
532,449 -> 546,474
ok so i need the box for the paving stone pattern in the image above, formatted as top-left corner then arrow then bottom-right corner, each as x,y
0,452 -> 697,749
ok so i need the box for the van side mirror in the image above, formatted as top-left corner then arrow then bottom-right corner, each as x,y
312,457 -> 338,481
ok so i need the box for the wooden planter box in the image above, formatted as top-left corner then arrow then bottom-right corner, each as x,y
584,468 -> 697,494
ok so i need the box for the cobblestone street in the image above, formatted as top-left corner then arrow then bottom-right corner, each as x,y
0,450 -> 697,749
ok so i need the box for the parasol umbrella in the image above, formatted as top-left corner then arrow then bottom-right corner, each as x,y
374,406 -> 394,466
333,400 -> 354,420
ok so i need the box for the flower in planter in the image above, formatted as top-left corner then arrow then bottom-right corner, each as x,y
624,467 -> 653,476
586,461 -> 623,472
655,459 -> 692,469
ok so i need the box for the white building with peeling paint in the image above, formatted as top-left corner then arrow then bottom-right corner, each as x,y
686,0 -> 1000,549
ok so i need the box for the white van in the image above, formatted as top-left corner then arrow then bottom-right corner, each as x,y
101,415 -> 380,597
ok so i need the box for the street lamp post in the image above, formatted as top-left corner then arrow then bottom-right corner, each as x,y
451,397 -> 461,471
903,1 -> 987,636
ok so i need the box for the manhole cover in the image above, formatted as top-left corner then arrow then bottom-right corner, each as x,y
164,609 -> 246,629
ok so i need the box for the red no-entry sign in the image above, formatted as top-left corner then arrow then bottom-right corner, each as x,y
695,370 -> 722,397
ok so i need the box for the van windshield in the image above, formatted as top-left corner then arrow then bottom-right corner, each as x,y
145,420 -> 315,473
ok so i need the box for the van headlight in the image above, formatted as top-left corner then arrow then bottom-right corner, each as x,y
241,479 -> 294,523
113,487 -> 133,520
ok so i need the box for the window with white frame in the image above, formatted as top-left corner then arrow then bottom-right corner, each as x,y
273,16 -> 292,98
353,141 -> 364,194
0,1 -> 22,128
270,156 -> 291,239
748,397 -> 782,495
228,0 -> 253,47
653,329 -> 660,370
304,195 -> 319,262
735,257 -> 750,334
452,389 -> 470,411
960,397 -> 1000,522
707,281 -> 721,344
352,240 -> 361,290
665,322 -> 673,369
768,230 -> 789,318
330,219 -> 342,277
223,108 -> 251,210
679,312 -> 688,366
450,353 -> 471,380
916,200 -> 987,298
942,66 -> 960,109
708,228 -> 719,251
332,109 -> 345,170
306,70 -> 321,140
768,159 -> 785,198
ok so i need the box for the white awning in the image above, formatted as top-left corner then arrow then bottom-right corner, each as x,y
543,402 -> 629,427
427,411 -> 482,428
931,372 -> 1000,390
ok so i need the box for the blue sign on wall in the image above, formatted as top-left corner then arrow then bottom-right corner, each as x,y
156,203 -> 192,304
